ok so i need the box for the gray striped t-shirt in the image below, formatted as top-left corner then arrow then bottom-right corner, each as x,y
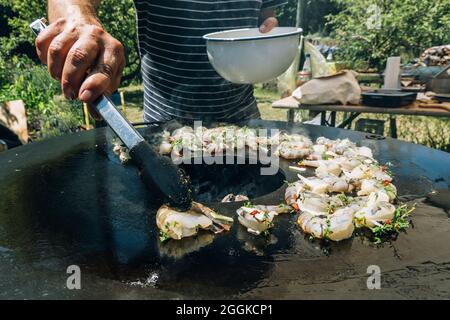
134,0 -> 287,122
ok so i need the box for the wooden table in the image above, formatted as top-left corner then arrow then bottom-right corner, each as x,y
272,96 -> 450,138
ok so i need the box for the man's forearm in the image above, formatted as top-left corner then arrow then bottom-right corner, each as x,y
48,0 -> 101,25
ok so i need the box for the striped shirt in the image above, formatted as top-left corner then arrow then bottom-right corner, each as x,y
134,0 -> 287,122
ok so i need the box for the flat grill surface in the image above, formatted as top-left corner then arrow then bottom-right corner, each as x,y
0,120 -> 449,299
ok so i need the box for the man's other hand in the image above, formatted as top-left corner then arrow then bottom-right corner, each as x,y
259,7 -> 279,33
259,17 -> 279,33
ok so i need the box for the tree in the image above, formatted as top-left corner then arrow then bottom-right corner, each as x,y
277,0 -> 338,34
96,0 -> 140,83
327,0 -> 450,70
1,0 -> 140,84
0,0 -> 139,136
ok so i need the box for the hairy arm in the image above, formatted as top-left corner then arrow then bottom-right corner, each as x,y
48,0 -> 101,24
36,0 -> 125,116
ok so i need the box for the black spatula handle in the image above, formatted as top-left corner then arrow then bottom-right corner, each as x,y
130,141 -> 193,210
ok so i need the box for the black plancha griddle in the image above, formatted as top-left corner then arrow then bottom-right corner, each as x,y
0,120 -> 449,299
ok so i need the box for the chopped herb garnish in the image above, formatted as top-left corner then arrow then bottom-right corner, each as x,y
243,201 -> 254,208
327,204 -> 337,214
323,218 -> 332,239
337,193 -> 351,206
159,230 -> 170,242
171,138 -> 183,148
284,180 -> 296,187
370,204 -> 415,244
384,184 -> 397,200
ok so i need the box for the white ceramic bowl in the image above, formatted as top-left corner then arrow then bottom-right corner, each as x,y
203,27 -> 302,84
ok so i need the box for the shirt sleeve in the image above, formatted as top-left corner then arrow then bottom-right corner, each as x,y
261,0 -> 288,9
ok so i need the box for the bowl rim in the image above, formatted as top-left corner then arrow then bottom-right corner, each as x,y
203,27 -> 303,42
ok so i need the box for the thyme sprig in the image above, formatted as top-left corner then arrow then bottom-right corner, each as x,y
370,204 -> 415,244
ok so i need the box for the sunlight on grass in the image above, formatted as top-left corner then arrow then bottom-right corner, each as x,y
111,84 -> 449,152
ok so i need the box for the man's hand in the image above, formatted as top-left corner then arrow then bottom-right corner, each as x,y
259,8 -> 279,33
35,1 -> 125,110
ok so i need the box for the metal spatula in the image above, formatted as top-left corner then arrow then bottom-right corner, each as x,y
30,18 -> 193,210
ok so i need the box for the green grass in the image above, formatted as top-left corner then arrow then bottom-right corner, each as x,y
47,83 -> 449,152
119,84 -> 145,123
253,84 -> 449,152
362,114 -> 449,152
254,84 -> 289,121
117,83 -> 289,123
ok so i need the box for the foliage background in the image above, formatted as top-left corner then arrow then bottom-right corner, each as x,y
0,0 -> 139,137
2,0 -> 448,89
327,0 -> 450,70
277,0 -> 338,34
